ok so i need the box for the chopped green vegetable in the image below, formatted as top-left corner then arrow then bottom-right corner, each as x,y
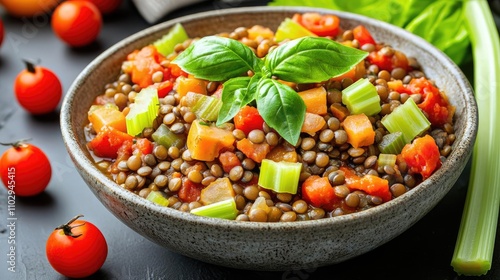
381,98 -> 430,144
275,17 -> 317,42
125,88 -> 159,136
153,23 -> 189,56
191,94 -> 223,122
190,198 -> 239,220
451,0 -> 500,276
152,123 -> 185,149
378,132 -> 406,155
341,78 -> 381,116
377,153 -> 397,168
258,159 -> 302,194
146,191 -> 169,206
174,36 -> 367,145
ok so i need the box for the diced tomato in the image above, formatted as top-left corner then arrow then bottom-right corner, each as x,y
169,63 -> 188,78
88,126 -> 134,159
301,175 -> 338,210
407,77 -> 454,126
236,138 -> 270,163
401,134 -> 441,179
341,167 -> 392,202
234,106 -> 265,135
134,138 -> 153,155
151,80 -> 173,98
109,139 -> 133,174
292,13 -> 340,37
219,151 -> 242,173
368,47 -> 409,72
124,45 -> 169,89
178,179 -> 203,203
352,25 -> 376,46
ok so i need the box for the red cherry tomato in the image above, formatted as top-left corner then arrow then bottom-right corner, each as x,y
46,215 -> 108,278
0,140 -> 52,197
14,61 -> 62,115
0,19 -> 4,47
51,1 -> 102,47
84,0 -> 122,14
292,13 -> 340,37
0,0 -> 60,17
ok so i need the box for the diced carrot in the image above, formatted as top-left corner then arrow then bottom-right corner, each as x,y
187,120 -> 235,161
266,142 -> 298,162
330,61 -> 366,83
330,103 -> 350,122
176,76 -> 207,97
88,105 -> 127,133
236,138 -> 270,163
301,175 -> 337,210
298,86 -> 328,115
301,112 -> 326,136
247,25 -> 274,41
219,151 -> 242,173
341,166 -> 391,202
134,138 -> 153,155
387,80 -> 411,94
342,113 -> 375,148
199,177 -> 236,205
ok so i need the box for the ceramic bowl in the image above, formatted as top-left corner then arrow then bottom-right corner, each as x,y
60,6 -> 477,271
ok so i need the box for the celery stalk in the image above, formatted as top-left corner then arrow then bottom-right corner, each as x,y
381,98 -> 430,144
126,88 -> 159,136
377,154 -> 397,168
342,78 -> 381,116
451,0 -> 500,275
146,191 -> 169,207
258,159 -> 302,194
190,198 -> 238,220
191,94 -> 222,121
378,131 -> 406,154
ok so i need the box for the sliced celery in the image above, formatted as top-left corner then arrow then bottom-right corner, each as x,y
191,94 -> 222,122
380,98 -> 430,144
258,159 -> 302,194
126,88 -> 160,136
152,124 -> 186,149
153,23 -> 189,56
377,153 -> 397,167
190,198 -> 238,220
378,131 -> 406,154
275,17 -> 317,42
342,78 -> 381,116
146,191 -> 169,207
451,0 -> 500,275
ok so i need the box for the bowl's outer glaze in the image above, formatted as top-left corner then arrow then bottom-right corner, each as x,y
60,7 -> 477,271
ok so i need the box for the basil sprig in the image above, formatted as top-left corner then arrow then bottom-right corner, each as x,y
173,35 -> 367,145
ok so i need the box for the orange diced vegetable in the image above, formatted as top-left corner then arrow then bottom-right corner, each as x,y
298,86 -> 328,115
233,106 -> 265,136
266,143 -> 298,162
88,105 -> 127,133
236,138 -> 270,163
401,134 -> 442,179
247,25 -> 274,41
330,61 -> 366,83
342,113 -> 375,148
124,45 -> 168,88
134,138 -> 153,155
176,76 -> 207,97
301,112 -> 326,136
352,25 -> 376,47
219,151 -> 242,173
301,175 -> 337,209
88,126 -> 134,159
341,166 -> 391,202
330,103 -> 350,122
187,120 -> 235,161
199,177 -> 236,205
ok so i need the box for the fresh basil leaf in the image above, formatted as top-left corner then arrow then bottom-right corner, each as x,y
173,36 -> 262,81
256,78 -> 305,145
216,77 -> 254,125
265,37 -> 368,84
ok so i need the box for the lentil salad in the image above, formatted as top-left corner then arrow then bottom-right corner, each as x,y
85,13 -> 456,222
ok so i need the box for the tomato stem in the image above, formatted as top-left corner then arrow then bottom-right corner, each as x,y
56,214 -> 86,238
0,138 -> 32,148
23,59 -> 37,73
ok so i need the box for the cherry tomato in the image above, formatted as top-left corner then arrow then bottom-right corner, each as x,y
0,0 -> 60,17
84,0 -> 122,14
0,140 -> 52,197
292,13 -> 340,37
51,1 -> 102,47
46,215 -> 108,278
14,61 -> 62,115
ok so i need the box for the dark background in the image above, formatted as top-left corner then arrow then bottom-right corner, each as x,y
0,0 -> 499,279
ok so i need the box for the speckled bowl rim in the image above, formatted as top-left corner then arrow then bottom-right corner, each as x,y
61,7 -> 477,232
